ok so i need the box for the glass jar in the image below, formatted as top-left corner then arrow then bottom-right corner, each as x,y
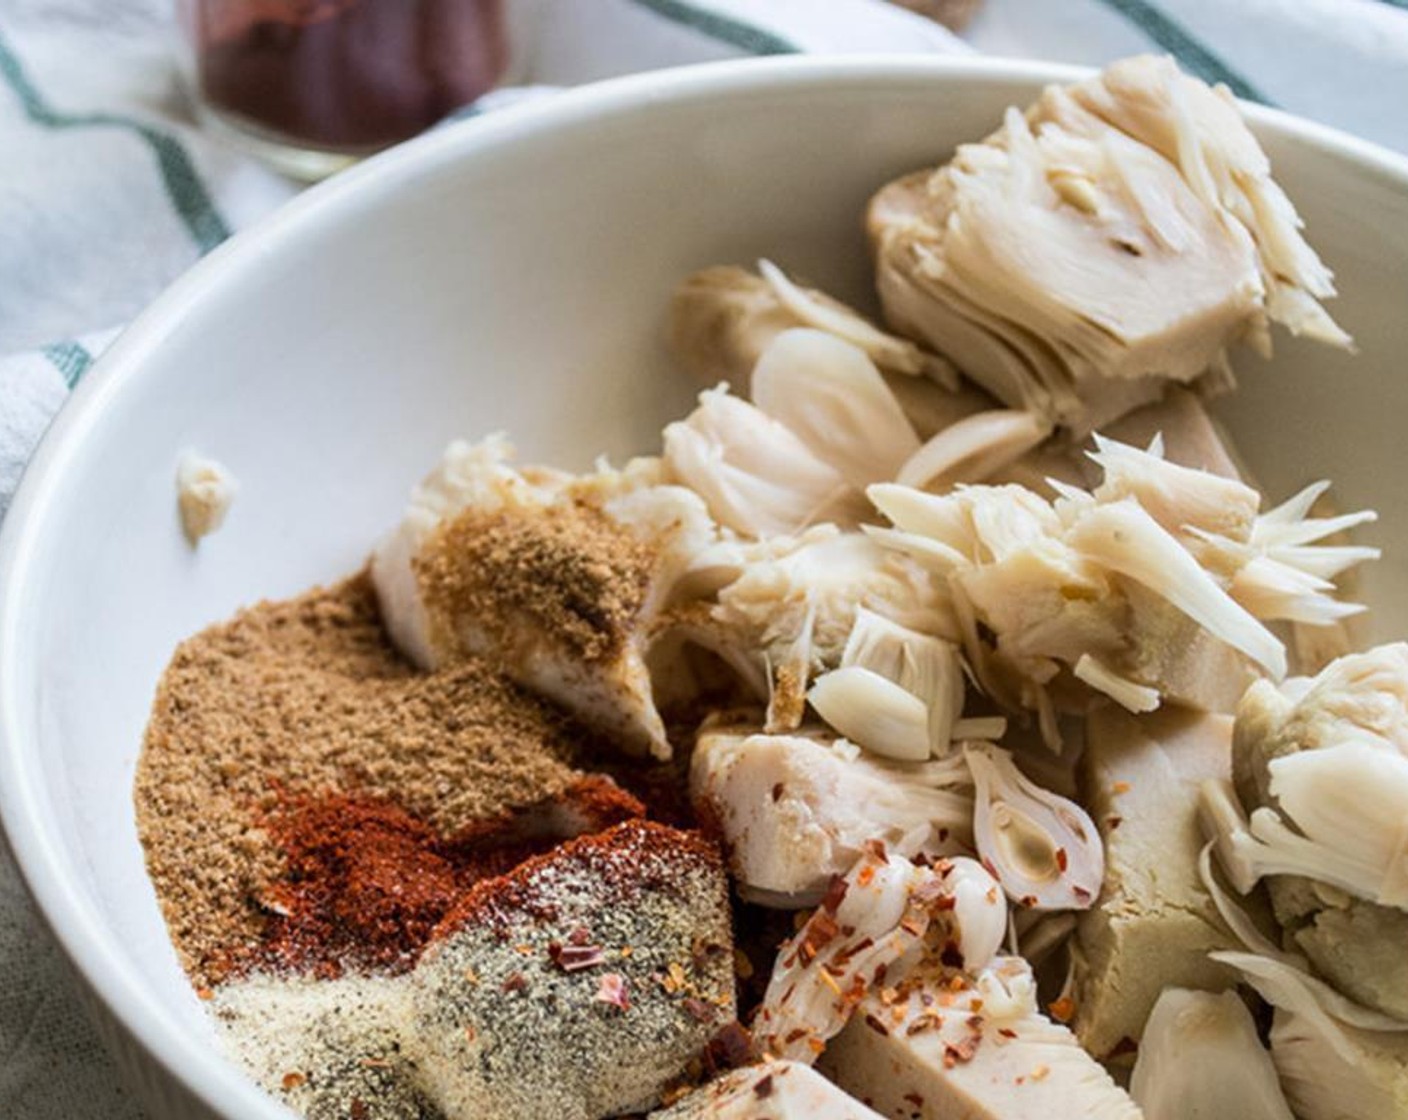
182,0 -> 508,180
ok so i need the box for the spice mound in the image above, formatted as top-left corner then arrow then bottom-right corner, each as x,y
411,820 -> 735,1120
210,820 -> 736,1120
136,572 -> 734,1120
248,781 -> 643,979
136,572 -> 645,987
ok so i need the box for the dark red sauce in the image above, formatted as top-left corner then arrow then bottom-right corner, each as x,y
194,0 -> 507,151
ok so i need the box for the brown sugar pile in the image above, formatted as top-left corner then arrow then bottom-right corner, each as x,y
135,571 -> 635,986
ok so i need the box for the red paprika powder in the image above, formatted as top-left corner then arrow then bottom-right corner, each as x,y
240,778 -> 645,978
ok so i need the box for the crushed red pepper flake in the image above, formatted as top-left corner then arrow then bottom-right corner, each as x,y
595,972 -> 631,1011
280,1072 -> 306,1091
800,911 -> 841,959
831,935 -> 874,969
548,941 -> 606,972
705,1022 -> 755,1073
682,997 -> 716,1024
1048,996 -> 1076,1023
1109,1036 -> 1140,1059
820,874 -> 850,915
754,1073 -> 775,1099
502,971 -> 528,994
944,1034 -> 980,1067
898,914 -> 926,937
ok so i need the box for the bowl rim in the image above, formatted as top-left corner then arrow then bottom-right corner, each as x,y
3,52 -> 1408,1119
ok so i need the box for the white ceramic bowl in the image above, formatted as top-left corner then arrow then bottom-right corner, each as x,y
2,56 -> 1408,1120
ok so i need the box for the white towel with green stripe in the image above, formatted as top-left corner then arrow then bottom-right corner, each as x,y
1,0 -> 1406,1116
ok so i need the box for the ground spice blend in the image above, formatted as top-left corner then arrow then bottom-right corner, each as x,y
135,572 -> 639,986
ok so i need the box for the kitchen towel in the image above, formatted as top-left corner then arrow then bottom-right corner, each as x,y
0,0 -> 1405,1115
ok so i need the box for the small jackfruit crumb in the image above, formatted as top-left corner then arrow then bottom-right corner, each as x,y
177,450 -> 238,544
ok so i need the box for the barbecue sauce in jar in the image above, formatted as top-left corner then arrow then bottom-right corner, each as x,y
189,0 -> 507,168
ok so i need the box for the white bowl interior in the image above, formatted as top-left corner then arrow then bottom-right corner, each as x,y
3,58 -> 1408,1119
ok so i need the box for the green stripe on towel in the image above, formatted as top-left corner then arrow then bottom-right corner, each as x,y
628,0 -> 799,55
41,340 -> 95,389
1093,0 -> 1269,104
0,30 -> 231,253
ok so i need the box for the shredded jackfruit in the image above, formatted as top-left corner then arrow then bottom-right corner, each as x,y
1131,989 -> 1295,1120
896,409 -> 1051,491
689,728 -> 974,906
757,259 -> 952,383
756,846 -> 1004,1063
867,54 -> 1351,434
966,744 -> 1104,911
752,328 -> 922,489
663,385 -> 861,537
